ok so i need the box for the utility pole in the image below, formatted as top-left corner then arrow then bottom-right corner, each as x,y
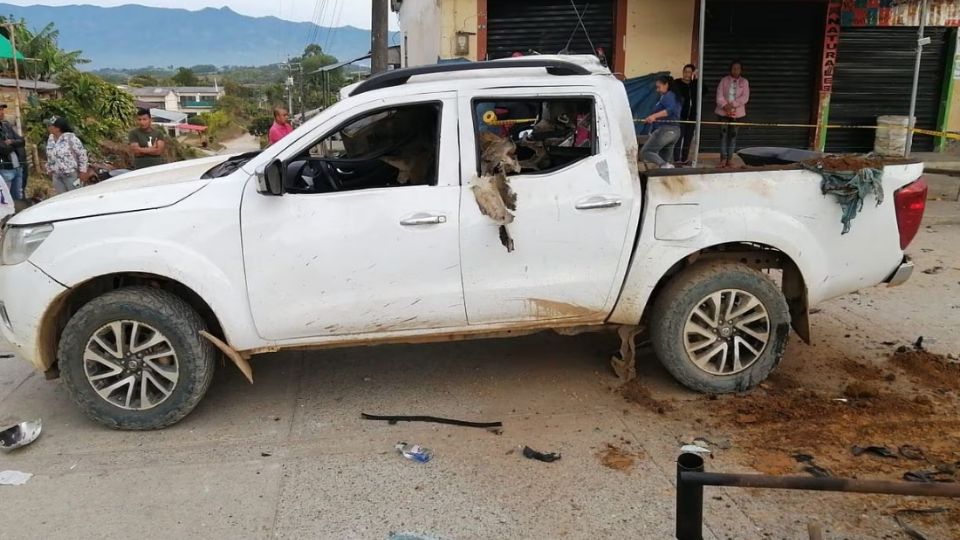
4,22 -> 24,134
371,0 -> 389,74
905,0 -> 928,156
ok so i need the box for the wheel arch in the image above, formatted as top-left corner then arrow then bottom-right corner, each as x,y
613,241 -> 810,343
37,272 -> 225,376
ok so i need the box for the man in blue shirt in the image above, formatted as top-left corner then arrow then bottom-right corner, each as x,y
640,75 -> 682,169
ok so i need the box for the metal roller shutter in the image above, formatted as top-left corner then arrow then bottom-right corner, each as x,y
702,1 -> 824,152
826,27 -> 950,153
486,0 -> 615,63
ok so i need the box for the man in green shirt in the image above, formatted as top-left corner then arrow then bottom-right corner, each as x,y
128,108 -> 167,169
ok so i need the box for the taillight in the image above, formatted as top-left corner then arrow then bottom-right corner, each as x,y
894,177 -> 927,250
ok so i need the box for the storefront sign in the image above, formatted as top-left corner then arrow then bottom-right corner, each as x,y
842,0 -> 960,27
822,0 -> 843,92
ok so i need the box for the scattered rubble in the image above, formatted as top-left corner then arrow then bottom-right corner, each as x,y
522,446 -> 561,463
618,379 -> 675,415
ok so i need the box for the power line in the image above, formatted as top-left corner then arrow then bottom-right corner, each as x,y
324,0 -> 345,53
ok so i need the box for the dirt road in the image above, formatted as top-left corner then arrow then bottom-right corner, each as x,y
0,222 -> 957,538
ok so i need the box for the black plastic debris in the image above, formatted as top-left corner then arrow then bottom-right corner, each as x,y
361,413 -> 502,430
899,445 -> 927,461
793,453 -> 832,478
523,446 -> 561,463
852,445 -> 898,458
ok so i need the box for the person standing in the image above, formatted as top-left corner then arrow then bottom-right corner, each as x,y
44,117 -> 90,195
715,60 -> 750,168
673,64 -> 698,164
640,75 -> 683,169
0,104 -> 26,201
268,107 -> 294,145
128,108 -> 167,169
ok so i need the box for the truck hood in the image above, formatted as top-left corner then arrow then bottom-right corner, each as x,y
10,156 -> 230,226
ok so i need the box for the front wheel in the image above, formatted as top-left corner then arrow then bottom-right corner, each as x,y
58,287 -> 216,430
649,261 -> 791,394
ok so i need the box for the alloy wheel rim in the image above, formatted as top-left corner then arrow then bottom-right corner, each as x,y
682,289 -> 770,376
83,321 -> 179,410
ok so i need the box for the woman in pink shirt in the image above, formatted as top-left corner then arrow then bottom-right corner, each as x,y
268,107 -> 294,145
715,61 -> 750,168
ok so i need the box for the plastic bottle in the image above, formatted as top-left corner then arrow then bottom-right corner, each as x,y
395,442 -> 432,463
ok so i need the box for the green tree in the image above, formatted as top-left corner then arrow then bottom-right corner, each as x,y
128,74 -> 159,87
171,67 -> 200,86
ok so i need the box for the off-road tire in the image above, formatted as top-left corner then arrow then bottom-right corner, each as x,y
58,287 -> 216,430
650,260 -> 791,394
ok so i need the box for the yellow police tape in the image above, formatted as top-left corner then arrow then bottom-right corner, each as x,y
483,113 -> 960,140
641,118 -> 960,141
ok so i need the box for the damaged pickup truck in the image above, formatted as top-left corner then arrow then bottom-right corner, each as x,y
0,56 -> 927,429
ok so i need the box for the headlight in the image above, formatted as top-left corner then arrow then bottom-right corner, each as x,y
1,224 -> 54,266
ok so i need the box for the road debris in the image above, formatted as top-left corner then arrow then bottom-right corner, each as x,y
395,443 -> 432,464
851,445 -> 897,458
522,446 -> 561,463
619,380 -> 674,414
899,445 -> 927,461
793,453 -> 832,478
388,533 -> 442,540
0,470 -> 32,486
922,266 -> 944,275
597,444 -> 639,471
0,419 -> 42,452
843,381 -> 880,399
892,508 -> 948,540
361,413 -> 503,430
610,325 -> 643,382
679,444 -> 711,455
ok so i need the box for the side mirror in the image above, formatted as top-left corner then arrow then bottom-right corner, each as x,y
256,160 -> 284,196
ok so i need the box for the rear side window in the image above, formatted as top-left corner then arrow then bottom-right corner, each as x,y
472,98 -> 596,176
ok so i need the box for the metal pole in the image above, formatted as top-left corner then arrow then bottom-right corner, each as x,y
371,0 -> 389,74
905,0 -> 928,156
676,453 -> 705,540
691,0 -> 706,168
682,470 -> 960,497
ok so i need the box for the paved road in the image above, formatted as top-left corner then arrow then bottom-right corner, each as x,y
1,221 -> 957,539
217,133 -> 261,155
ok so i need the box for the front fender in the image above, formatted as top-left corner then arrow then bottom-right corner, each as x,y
27,179 -> 262,350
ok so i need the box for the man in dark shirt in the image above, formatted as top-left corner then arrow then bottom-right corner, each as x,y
673,64 -> 698,164
128,108 -> 167,169
0,104 -> 25,201
640,75 -> 682,169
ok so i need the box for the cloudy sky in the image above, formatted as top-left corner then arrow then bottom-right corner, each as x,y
3,1 -> 398,29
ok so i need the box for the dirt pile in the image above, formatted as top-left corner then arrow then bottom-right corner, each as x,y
596,444 -> 642,472
803,155 -> 888,172
890,348 -> 960,392
619,379 -> 675,415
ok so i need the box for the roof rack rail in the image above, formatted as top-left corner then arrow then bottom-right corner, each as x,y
349,59 -> 593,97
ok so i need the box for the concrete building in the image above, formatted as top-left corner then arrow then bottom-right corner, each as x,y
122,86 -> 225,115
392,0 -> 960,153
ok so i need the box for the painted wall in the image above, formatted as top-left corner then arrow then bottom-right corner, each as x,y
396,0 -> 444,66
948,31 -> 960,134
439,0 -> 480,60
622,0 -> 696,78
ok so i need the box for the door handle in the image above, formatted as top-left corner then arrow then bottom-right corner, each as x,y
400,213 -> 447,226
575,197 -> 623,210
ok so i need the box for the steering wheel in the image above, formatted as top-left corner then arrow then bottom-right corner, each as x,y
314,160 -> 343,192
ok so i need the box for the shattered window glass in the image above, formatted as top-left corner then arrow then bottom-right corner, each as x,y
473,97 -> 596,176
287,103 -> 441,194
470,97 -> 596,253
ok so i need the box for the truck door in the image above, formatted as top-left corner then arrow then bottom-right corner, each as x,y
457,90 -> 637,325
240,93 -> 467,340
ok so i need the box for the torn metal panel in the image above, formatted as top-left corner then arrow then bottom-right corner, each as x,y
473,132 -> 521,252
200,330 -> 253,383
0,419 -> 42,451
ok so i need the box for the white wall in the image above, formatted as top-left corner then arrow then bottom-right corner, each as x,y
397,0 -> 443,66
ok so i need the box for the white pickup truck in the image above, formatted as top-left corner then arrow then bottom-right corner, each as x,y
0,56 -> 926,429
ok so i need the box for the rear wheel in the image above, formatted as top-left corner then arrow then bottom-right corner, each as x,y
58,287 -> 216,430
650,261 -> 791,393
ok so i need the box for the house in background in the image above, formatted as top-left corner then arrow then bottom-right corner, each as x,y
121,85 -> 225,115
0,77 -> 60,127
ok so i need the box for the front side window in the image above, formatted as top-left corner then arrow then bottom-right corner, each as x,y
284,103 -> 441,194
473,97 -> 596,176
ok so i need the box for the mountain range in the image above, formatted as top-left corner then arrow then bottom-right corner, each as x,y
0,3 -> 393,69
